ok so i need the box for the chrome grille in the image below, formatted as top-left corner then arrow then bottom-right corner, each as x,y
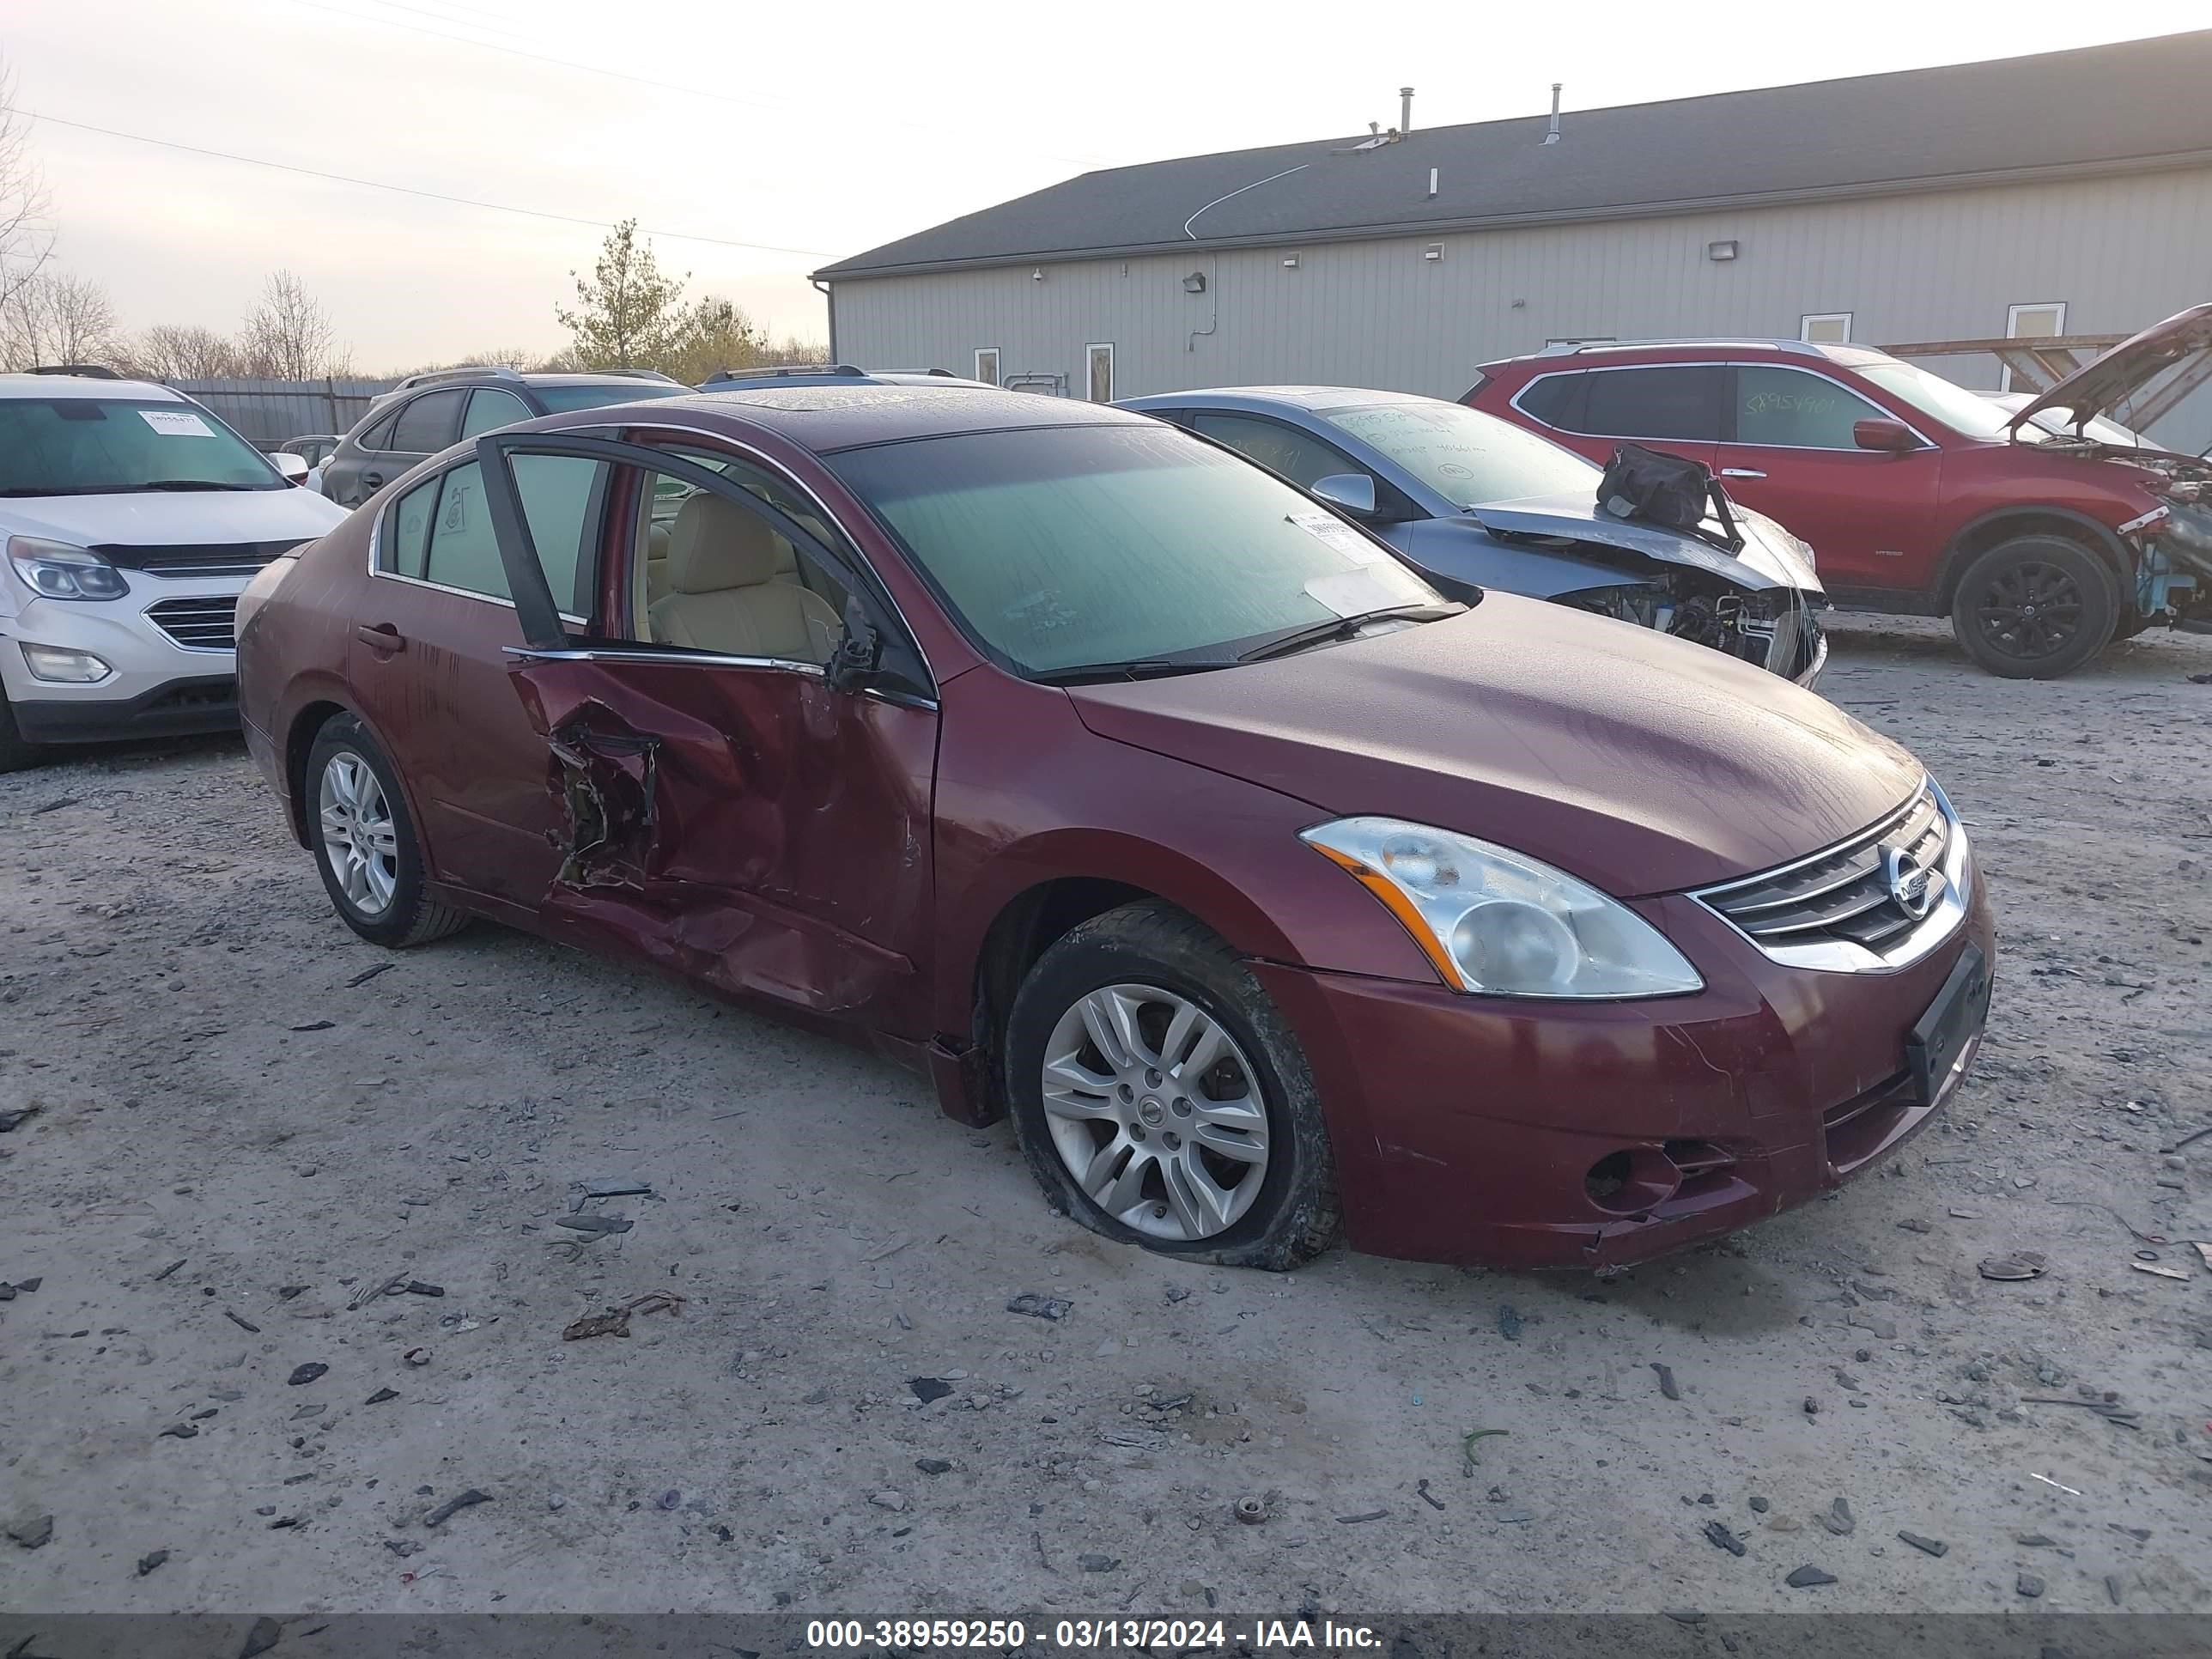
1696,785 -> 1954,963
145,596 -> 238,652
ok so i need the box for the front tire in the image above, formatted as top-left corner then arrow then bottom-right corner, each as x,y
1004,901 -> 1339,1270
305,714 -> 469,948
1949,536 -> 2117,679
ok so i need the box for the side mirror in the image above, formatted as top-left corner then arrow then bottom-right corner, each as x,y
268,451 -> 312,483
1311,472 -> 1378,518
826,593 -> 883,693
1852,418 -> 1919,454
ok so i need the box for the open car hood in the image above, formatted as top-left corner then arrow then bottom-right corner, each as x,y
1467,491 -> 1821,594
2005,302 -> 2212,435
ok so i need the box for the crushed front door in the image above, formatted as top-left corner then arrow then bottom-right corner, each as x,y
474,431 -> 939,1039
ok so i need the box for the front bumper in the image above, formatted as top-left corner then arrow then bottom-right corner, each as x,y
1254,879 -> 1995,1269
0,574 -> 245,746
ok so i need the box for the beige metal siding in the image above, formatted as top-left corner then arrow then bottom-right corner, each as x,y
831,167 -> 2212,409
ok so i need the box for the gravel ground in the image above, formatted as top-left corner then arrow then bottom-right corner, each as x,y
2,615 -> 2209,1617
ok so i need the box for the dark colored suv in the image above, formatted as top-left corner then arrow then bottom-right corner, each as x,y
1467,310 -> 2212,678
321,368 -> 690,507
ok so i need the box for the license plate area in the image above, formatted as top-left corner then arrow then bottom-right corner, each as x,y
1905,944 -> 1989,1106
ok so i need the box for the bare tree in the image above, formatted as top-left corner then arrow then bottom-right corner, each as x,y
0,60 -> 51,318
1,269 -> 120,369
124,323 -> 241,380
238,270 -> 349,380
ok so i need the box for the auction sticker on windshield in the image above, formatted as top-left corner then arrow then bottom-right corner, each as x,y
139,409 -> 216,438
1286,508 -> 1386,564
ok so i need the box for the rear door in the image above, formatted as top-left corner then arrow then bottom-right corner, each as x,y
1712,364 -> 1943,592
347,449 -> 613,908
474,431 -> 941,1039
1510,363 -> 1724,473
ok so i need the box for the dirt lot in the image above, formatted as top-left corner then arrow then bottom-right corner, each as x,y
3,616 -> 2209,1618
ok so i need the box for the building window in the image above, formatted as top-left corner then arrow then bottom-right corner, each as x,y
1086,343 -> 1115,404
2003,301 -> 2067,391
1800,312 -> 1852,344
975,348 -> 1000,387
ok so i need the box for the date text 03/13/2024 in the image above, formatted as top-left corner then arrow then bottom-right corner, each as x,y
804,1619 -> 1382,1650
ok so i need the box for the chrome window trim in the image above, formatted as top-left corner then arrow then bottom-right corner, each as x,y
1508,362 -> 1938,453
1689,778 -> 1972,974
502,642 -> 939,709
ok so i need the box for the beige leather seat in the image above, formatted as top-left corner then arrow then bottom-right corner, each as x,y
645,521 -> 672,607
647,493 -> 839,661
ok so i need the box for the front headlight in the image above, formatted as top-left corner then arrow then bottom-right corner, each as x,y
7,537 -> 130,600
1302,816 -> 1704,998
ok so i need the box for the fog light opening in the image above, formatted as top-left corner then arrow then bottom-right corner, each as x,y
1583,1146 -> 1683,1217
21,642 -> 113,684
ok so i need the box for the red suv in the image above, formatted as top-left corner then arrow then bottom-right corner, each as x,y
1467,307 -> 2212,678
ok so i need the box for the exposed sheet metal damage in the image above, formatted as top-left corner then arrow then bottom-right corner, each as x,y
512,674 -> 922,1022
1471,493 -> 1826,682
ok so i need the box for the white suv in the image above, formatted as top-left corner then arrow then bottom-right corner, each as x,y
0,371 -> 348,771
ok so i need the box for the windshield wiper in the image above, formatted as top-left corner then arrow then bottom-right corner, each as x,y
0,485 -> 126,496
1029,658 -> 1230,686
132,479 -> 259,492
1237,604 -> 1462,664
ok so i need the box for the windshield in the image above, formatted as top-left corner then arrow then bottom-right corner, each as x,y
1323,400 -> 1596,507
829,422 -> 1442,675
534,382 -> 690,414
1854,361 -> 2019,440
0,398 -> 283,495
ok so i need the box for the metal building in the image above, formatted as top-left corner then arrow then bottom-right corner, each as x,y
815,32 -> 2212,411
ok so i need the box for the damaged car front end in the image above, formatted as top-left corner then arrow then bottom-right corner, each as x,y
1120,386 -> 1826,686
2006,302 -> 2212,635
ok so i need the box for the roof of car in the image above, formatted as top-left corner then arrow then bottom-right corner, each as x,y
817,30 -> 2212,279
1124,386 -> 1438,412
0,373 -> 185,402
1480,339 -> 1897,374
556,385 -> 1146,452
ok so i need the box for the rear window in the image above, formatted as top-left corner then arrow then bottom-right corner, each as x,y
390,390 -> 465,453
533,382 -> 689,414
1580,365 -> 1725,441
0,398 -> 283,496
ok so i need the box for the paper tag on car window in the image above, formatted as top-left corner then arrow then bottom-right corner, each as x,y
1286,508 -> 1385,565
139,410 -> 216,439
1304,568 -> 1407,617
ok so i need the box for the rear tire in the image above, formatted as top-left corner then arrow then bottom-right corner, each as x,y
1004,900 -> 1340,1271
305,714 -> 469,948
1948,535 -> 2117,679
0,690 -> 40,775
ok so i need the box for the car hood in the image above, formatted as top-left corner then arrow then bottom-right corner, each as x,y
1,487 -> 349,548
2006,302 -> 2212,434
1467,489 -> 1822,594
1066,592 -> 1918,897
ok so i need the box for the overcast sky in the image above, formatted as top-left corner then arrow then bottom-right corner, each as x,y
9,0 -> 2208,370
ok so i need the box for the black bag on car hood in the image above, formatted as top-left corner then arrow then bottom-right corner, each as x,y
1597,442 -> 1717,533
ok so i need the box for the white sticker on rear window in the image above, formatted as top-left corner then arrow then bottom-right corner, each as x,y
138,410 -> 216,439
1286,508 -> 1384,565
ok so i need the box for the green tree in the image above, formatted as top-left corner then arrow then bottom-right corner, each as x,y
665,295 -> 769,385
555,220 -> 691,369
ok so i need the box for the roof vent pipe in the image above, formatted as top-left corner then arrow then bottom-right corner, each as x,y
1401,87 -> 1414,134
1544,83 -> 1562,144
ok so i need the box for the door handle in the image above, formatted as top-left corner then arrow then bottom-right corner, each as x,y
356,623 -> 406,653
361,471 -> 385,492
1720,467 -> 1766,480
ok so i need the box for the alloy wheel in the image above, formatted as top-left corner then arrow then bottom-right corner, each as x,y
1972,560 -> 2085,662
1037,983 -> 1270,1242
317,750 -> 399,917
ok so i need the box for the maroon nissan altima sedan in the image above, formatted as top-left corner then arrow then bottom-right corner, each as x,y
234,386 -> 1993,1271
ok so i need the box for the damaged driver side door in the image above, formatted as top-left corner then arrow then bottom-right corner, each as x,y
473,431 -> 940,1042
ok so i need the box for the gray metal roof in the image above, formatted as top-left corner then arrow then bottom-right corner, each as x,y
817,31 -> 2212,280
